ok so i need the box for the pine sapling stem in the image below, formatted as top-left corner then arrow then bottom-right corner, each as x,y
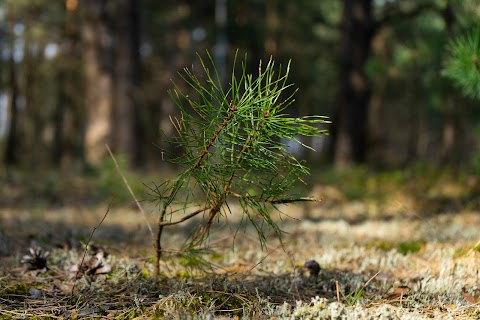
153,104 -> 237,279
193,106 -> 269,242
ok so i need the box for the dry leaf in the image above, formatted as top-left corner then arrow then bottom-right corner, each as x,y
70,245 -> 112,279
386,285 -> 409,300
463,292 -> 480,304
393,286 -> 409,295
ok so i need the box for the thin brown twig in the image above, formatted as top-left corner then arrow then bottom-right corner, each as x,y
336,280 -> 341,303
158,206 -> 211,227
106,144 -> 154,238
363,270 -> 381,290
71,196 -> 115,296
245,240 -> 293,276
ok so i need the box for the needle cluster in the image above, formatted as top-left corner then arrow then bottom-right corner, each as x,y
443,28 -> 480,99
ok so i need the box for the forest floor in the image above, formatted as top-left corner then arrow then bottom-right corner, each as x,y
1,165 -> 480,319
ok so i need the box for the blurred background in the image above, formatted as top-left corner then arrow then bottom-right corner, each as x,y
0,0 -> 479,180
2,2 -> 480,313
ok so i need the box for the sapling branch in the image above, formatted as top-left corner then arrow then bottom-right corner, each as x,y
193,104 -> 237,169
158,206 -> 210,227
227,191 -> 321,204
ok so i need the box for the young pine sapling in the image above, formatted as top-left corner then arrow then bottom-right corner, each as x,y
152,53 -> 329,278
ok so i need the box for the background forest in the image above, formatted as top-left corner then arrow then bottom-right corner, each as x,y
3,1 -> 480,318
1,0 -> 479,173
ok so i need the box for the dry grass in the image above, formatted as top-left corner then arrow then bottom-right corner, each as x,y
1,168 -> 480,319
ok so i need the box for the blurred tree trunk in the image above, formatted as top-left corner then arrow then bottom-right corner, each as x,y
53,2 -> 84,167
112,0 -> 142,166
4,44 -> 20,167
23,15 -> 47,168
214,0 -> 228,87
330,0 -> 373,168
264,0 -> 278,57
439,1 -> 461,164
4,9 -> 20,167
329,1 -> 441,167
53,65 -> 68,166
368,85 -> 386,165
406,76 -> 421,163
440,98 -> 458,163
82,0 -> 114,165
368,28 -> 391,167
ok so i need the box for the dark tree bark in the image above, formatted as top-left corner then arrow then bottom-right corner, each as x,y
330,0 -> 374,167
112,0 -> 142,167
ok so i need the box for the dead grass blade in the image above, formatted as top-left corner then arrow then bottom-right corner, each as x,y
106,144 -> 154,238
71,197 -> 114,295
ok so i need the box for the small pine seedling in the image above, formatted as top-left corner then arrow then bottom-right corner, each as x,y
150,52 -> 329,278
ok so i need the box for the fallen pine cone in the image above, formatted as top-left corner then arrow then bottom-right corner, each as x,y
21,246 -> 49,271
304,260 -> 321,278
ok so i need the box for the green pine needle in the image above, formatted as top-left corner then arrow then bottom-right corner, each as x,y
443,28 -> 480,99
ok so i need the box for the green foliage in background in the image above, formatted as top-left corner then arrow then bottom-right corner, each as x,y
151,52 -> 329,277
443,28 -> 480,169
443,28 -> 480,99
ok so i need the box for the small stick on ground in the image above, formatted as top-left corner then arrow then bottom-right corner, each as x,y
336,280 -> 341,303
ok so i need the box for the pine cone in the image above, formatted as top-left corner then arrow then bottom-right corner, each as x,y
21,247 -> 49,271
304,260 -> 321,278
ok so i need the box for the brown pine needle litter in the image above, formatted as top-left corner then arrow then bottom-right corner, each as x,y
2,183 -> 480,318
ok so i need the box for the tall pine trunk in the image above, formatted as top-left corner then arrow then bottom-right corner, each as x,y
53,4 -> 83,167
4,9 -> 20,168
330,0 -> 374,168
112,0 -> 142,167
82,0 -> 114,165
